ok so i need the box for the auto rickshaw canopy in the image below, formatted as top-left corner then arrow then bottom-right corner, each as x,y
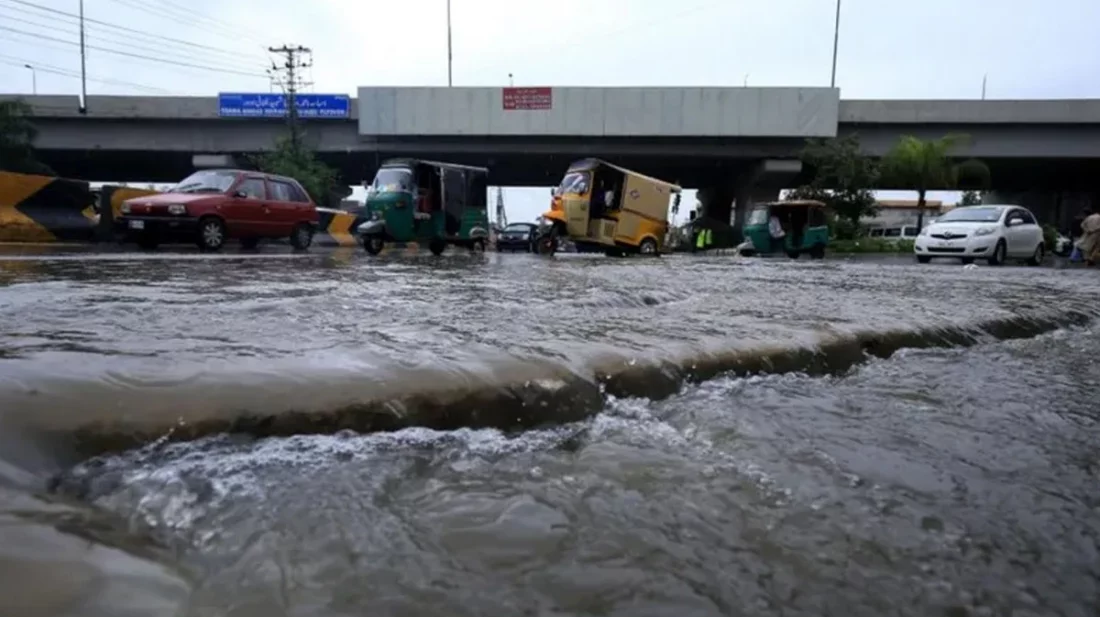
564,158 -> 683,194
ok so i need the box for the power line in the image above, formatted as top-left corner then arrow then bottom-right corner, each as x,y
0,56 -> 171,93
0,0 -> 270,65
0,9 -> 266,73
0,26 -> 269,78
1,9 -> 270,72
145,0 -> 273,46
104,0 -> 272,50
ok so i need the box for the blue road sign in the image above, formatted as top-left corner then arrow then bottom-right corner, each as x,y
217,93 -> 350,119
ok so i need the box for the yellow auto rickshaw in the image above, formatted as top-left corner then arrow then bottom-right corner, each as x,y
536,158 -> 681,257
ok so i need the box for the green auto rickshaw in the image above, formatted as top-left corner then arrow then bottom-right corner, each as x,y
356,158 -> 491,256
740,200 -> 830,259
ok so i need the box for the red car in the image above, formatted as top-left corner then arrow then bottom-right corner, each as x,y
117,169 -> 319,251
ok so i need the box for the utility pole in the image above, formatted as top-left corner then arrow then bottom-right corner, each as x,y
79,0 -> 87,113
830,0 -> 841,88
446,0 -> 453,86
267,45 -> 313,151
495,187 -> 507,229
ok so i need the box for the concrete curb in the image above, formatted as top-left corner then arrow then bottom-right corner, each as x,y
52,308 -> 1096,459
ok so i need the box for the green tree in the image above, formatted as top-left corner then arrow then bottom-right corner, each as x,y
0,99 -> 53,175
249,134 -> 341,207
959,190 -> 982,206
788,134 -> 879,237
880,134 -> 990,231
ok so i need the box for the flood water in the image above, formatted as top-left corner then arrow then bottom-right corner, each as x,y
0,249 -> 1098,617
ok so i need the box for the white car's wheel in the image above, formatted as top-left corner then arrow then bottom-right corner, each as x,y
1027,243 -> 1045,266
987,240 -> 1007,266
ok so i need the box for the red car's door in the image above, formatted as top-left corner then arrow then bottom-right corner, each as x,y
265,177 -> 307,234
226,175 -> 272,236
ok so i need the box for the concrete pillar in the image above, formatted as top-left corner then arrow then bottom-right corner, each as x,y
95,186 -> 117,242
695,160 -> 801,247
984,190 -> 1096,232
696,185 -> 736,227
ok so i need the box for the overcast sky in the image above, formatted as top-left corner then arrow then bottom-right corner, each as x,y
2,0 -> 1098,222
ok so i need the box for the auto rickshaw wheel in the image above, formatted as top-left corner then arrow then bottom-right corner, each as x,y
638,237 -> 659,256
786,250 -> 801,259
429,238 -> 447,256
808,244 -> 826,259
536,234 -> 557,256
470,238 -> 486,252
362,235 -> 384,255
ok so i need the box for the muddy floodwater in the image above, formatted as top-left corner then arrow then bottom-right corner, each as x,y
0,249 -> 1098,617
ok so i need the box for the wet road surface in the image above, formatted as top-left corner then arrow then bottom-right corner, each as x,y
0,248 -> 1098,616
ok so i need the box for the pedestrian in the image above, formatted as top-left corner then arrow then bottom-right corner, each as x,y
694,223 -> 713,253
1075,208 -> 1100,266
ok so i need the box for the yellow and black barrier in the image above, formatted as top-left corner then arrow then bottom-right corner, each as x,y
95,185 -> 161,241
0,171 -> 162,244
313,208 -> 424,253
314,208 -> 363,248
0,172 -> 97,243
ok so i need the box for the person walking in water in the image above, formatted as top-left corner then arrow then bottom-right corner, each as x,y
694,222 -> 713,253
1076,208 -> 1100,266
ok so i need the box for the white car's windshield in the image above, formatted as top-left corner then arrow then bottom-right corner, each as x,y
936,207 -> 1004,223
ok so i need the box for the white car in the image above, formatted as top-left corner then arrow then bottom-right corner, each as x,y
914,205 -> 1046,266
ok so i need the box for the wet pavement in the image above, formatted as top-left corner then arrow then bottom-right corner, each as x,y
0,247 -> 1098,616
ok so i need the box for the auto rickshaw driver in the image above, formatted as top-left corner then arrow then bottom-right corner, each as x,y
412,185 -> 432,233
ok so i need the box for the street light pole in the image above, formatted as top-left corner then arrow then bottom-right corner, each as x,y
24,64 -> 36,94
981,74 -> 988,100
79,0 -> 87,112
508,73 -> 514,86
446,0 -> 453,86
830,0 -> 841,88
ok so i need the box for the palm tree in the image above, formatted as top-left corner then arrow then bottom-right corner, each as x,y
880,134 -> 990,232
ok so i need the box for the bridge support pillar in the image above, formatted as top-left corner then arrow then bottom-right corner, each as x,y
697,159 -> 802,245
983,189 -> 1100,232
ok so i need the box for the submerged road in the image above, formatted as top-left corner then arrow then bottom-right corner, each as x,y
0,248 -> 1098,617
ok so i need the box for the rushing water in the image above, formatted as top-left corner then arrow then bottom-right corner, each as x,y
0,249 -> 1098,616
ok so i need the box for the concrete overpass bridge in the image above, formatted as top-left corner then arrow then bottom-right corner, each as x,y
7,88 -> 1100,227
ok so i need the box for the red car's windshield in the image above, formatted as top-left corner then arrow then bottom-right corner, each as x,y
174,170 -> 239,194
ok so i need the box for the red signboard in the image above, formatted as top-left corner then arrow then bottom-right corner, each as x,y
503,87 -> 552,110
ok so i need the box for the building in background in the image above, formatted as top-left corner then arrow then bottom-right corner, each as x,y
864,199 -> 948,228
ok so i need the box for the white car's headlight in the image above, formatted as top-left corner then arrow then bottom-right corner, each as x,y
167,204 -> 187,215
120,203 -> 131,214
918,227 -> 929,237
973,227 -> 996,237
